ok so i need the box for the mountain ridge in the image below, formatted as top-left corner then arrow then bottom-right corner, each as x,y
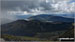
28,14 -> 74,22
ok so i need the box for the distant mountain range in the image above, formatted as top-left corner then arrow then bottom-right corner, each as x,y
16,15 -> 32,19
53,14 -> 75,18
1,14 -> 74,25
28,14 -> 74,22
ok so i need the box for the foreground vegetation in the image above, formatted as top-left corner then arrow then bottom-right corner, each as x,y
1,34 -> 50,41
1,28 -> 74,41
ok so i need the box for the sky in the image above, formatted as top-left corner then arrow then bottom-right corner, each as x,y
0,0 -> 75,24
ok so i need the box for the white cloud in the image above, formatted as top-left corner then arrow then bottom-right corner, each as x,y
24,0 -> 75,14
51,0 -> 75,14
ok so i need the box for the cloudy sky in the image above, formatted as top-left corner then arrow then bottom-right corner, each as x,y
0,0 -> 75,24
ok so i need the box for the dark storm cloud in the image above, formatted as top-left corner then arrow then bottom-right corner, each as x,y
40,1 -> 52,10
1,0 -> 75,14
1,1 -> 29,11
1,0 -> 52,12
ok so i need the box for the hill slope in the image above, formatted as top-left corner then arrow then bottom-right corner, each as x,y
59,28 -> 74,38
1,20 -> 73,36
